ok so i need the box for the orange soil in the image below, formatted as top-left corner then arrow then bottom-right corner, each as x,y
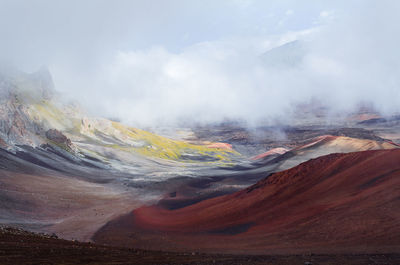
206,142 -> 233,150
251,147 -> 289,160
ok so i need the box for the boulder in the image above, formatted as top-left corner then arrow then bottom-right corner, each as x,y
45,129 -> 71,147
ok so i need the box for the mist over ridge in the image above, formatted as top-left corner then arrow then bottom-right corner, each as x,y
1,0 -> 399,127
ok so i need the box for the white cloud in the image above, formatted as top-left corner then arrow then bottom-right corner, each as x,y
314,10 -> 335,24
319,10 -> 332,18
2,0 -> 400,126
233,0 -> 253,9
286,9 -> 294,16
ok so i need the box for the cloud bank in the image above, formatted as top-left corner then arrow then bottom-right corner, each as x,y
1,0 -> 400,126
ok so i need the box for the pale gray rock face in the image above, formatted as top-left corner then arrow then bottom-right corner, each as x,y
0,69 -> 51,148
0,100 -> 41,148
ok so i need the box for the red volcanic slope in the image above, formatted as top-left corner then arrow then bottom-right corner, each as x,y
94,149 -> 400,254
251,147 -> 289,160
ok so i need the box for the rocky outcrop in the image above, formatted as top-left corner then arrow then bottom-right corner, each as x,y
0,67 -> 57,148
45,129 -> 72,147
0,98 -> 42,147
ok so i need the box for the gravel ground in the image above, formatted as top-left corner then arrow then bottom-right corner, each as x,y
0,226 -> 399,265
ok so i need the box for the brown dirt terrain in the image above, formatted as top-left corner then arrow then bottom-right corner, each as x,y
94,149 -> 400,255
1,227 -> 399,265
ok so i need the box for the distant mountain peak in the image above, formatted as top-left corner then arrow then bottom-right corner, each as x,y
0,66 -> 56,103
30,66 -> 55,99
261,40 -> 307,69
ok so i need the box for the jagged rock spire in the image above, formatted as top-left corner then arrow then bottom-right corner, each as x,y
30,65 -> 55,100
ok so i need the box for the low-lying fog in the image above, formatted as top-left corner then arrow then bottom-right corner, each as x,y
0,0 -> 399,127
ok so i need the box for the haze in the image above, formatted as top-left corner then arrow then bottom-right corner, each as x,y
0,0 -> 399,126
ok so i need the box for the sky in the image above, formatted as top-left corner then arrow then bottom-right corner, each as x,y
0,0 -> 399,126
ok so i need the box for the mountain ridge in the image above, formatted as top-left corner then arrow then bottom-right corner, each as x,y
93,149 -> 400,254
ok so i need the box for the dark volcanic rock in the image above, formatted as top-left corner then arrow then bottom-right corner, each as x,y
45,129 -> 71,147
2,226 -> 399,265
